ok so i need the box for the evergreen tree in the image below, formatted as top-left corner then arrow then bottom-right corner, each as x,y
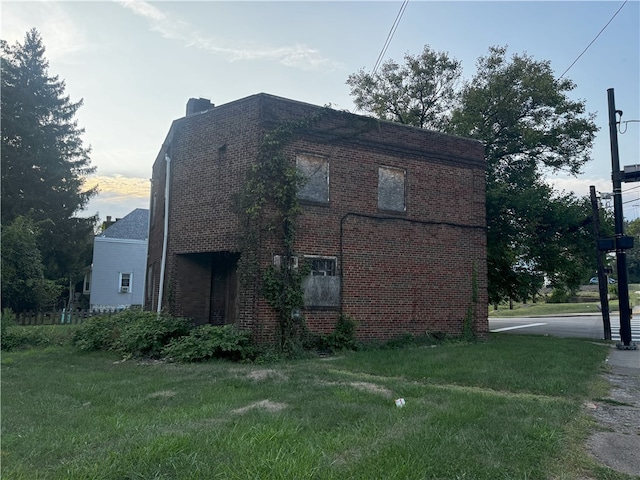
1,29 -> 97,305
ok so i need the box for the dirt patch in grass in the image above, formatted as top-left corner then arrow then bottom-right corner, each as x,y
232,400 -> 287,414
246,369 -> 288,382
348,381 -> 393,398
147,390 -> 177,399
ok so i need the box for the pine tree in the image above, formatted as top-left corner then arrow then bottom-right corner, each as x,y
1,29 -> 97,304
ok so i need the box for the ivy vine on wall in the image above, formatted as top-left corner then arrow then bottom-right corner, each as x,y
237,106 -> 378,353
237,108 -> 329,353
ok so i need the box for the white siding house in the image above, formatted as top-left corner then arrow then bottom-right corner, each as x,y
89,209 -> 149,311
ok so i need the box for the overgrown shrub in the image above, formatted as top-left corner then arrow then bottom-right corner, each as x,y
72,314 -> 124,351
162,324 -> 252,362
2,324 -> 77,351
547,287 -> 570,304
73,310 -> 192,357
308,315 -> 359,353
1,308 -> 16,345
115,312 -> 192,358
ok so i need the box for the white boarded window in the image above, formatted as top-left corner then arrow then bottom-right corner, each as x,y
297,154 -> 329,203
302,256 -> 339,308
378,166 -> 406,212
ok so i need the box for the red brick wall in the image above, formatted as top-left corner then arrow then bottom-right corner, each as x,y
146,93 -> 488,343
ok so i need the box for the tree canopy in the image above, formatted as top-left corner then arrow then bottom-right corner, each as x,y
1,216 -> 62,312
346,45 -> 462,130
625,218 -> 640,283
346,45 -> 599,302
1,29 -> 97,310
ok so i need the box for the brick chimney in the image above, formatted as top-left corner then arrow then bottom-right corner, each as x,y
186,98 -> 214,116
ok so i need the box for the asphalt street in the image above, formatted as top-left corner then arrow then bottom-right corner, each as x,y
488,314 -> 640,342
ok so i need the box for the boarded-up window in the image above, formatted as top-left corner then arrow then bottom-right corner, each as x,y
302,256 -> 339,308
378,166 -> 406,212
297,155 -> 329,203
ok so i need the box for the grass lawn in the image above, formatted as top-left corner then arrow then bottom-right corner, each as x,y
488,301 -> 609,317
1,334 -> 633,479
489,283 -> 640,318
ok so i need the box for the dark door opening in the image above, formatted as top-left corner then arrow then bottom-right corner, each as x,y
209,252 -> 239,325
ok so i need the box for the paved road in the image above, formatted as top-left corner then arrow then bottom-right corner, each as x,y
489,314 -> 640,342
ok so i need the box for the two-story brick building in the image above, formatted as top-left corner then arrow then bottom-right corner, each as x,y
146,93 -> 488,342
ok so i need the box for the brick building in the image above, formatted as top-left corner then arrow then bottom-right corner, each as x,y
146,93 -> 488,342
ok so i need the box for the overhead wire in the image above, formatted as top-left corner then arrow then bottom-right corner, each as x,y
371,0 -> 409,76
558,0 -> 628,79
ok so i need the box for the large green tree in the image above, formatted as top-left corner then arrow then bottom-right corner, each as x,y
625,218 -> 640,283
1,29 -> 97,308
346,45 -> 599,303
1,216 -> 63,311
447,47 -> 597,302
346,45 -> 462,130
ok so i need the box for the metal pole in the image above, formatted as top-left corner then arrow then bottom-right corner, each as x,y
608,88 -> 633,347
590,186 -> 612,340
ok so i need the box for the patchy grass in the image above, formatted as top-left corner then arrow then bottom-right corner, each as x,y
490,283 -> 640,318
489,301 -> 608,317
1,335 -> 632,479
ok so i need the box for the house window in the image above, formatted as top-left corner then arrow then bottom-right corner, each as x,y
297,154 -> 329,204
119,272 -> 132,293
302,256 -> 339,308
378,166 -> 406,212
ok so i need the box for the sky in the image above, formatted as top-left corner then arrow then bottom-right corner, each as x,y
2,0 -> 639,221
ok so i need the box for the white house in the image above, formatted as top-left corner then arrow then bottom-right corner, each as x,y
88,208 -> 149,311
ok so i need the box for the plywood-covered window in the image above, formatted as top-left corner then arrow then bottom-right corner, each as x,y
302,255 -> 339,308
297,154 -> 329,204
378,166 -> 406,212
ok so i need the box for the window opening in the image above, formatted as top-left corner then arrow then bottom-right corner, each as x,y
378,166 -> 406,212
119,273 -> 132,293
297,154 -> 329,203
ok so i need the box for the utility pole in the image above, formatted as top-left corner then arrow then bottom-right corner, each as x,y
607,88 -> 635,349
590,186 -> 612,340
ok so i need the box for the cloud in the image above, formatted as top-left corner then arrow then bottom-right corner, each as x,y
545,176 -> 611,197
116,0 -> 341,70
545,175 -> 640,219
82,174 -> 150,220
84,174 -> 150,200
2,3 -> 86,62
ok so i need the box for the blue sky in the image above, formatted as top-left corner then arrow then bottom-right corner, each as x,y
2,1 -> 639,220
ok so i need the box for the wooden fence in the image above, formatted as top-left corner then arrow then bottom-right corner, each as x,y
14,309 -> 119,326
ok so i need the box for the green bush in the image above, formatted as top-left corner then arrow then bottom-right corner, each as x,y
1,308 -> 16,346
308,315 -> 359,353
2,325 -> 77,351
73,311 -> 192,358
72,314 -> 124,351
162,324 -> 252,362
115,312 -> 192,358
547,287 -> 570,304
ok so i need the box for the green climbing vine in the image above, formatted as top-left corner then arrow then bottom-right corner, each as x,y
237,109 -> 329,353
237,106 -> 378,353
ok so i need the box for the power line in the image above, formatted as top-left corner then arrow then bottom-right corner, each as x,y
371,0 -> 409,76
559,0 -> 628,79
